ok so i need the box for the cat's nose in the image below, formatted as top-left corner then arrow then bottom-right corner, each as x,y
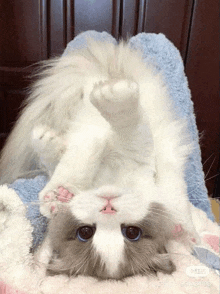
100,196 -> 117,214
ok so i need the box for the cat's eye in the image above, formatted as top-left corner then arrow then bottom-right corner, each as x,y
77,226 -> 95,242
122,226 -> 142,241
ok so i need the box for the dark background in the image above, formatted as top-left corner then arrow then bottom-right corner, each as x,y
0,0 -> 219,198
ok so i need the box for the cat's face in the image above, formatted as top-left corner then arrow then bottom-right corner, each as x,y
46,185 -> 176,279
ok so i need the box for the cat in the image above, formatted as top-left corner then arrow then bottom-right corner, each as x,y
0,38 -> 199,278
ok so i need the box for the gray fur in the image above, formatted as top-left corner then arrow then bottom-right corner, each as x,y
47,203 -> 176,279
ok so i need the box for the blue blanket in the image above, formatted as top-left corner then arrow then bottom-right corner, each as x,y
9,31 -> 214,250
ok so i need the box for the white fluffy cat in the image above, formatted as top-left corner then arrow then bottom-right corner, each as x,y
0,39 -> 199,278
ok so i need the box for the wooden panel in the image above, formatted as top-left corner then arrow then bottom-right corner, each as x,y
121,0 -> 138,38
0,135 -> 7,152
0,89 -> 25,130
0,0 -> 48,65
112,0 -> 121,39
74,0 -> 113,37
50,0 -> 121,50
66,0 -> 75,43
0,0 -> 48,141
143,0 -> 194,59
121,0 -> 147,38
0,66 -> 33,90
213,159 -> 220,199
185,0 -> 219,196
0,0 -> 218,198
4,91 -> 26,131
50,0 -> 66,56
0,89 -> 25,149
137,0 -> 146,34
0,91 -> 6,133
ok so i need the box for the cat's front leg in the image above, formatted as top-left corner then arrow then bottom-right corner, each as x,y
90,79 -> 140,128
90,79 -> 154,166
32,125 -> 66,175
39,186 -> 75,216
39,125 -> 108,217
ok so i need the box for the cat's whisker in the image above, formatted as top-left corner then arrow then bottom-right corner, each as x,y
47,254 -> 89,275
187,171 -> 219,195
205,172 -> 219,183
187,153 -> 218,195
74,256 -> 91,276
202,152 -> 215,166
147,208 -> 180,223
132,255 -> 155,276
129,257 -> 136,276
168,251 -> 194,258
128,254 -> 144,275
204,156 -> 216,180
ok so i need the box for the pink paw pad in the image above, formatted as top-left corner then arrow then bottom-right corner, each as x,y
44,191 -> 54,201
57,186 -> 74,203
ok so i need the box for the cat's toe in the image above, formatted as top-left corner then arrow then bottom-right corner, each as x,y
40,201 -> 58,217
32,125 -> 45,141
50,203 -> 58,214
40,187 -> 75,217
57,186 -> 74,203
90,79 -> 139,118
32,125 -> 55,142
39,189 -> 57,217
112,80 -> 138,101
32,125 -> 58,153
40,202 -> 52,218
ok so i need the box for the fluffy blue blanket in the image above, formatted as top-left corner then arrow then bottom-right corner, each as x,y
9,31 -> 214,250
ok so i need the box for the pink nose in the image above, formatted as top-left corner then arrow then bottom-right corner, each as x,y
101,196 -> 117,214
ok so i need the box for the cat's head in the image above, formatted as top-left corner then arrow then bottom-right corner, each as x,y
45,185 -> 178,279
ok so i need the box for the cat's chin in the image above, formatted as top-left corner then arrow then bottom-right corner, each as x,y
47,255 -> 176,280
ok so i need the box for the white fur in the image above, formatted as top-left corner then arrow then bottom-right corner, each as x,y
92,224 -> 125,277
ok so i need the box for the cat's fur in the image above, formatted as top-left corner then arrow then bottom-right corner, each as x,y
0,39 -> 199,279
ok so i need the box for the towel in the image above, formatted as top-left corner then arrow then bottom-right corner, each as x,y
9,176 -> 48,250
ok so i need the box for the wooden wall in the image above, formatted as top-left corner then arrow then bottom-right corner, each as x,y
0,0 -> 219,196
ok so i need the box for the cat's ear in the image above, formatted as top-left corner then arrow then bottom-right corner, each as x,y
157,202 -> 201,250
170,221 -> 200,251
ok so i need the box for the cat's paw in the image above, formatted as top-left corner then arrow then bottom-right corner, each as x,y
40,186 -> 74,217
32,125 -> 66,172
32,125 -> 65,154
90,79 -> 139,122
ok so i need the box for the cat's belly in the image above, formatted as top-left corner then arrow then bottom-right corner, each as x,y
92,157 -> 153,192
